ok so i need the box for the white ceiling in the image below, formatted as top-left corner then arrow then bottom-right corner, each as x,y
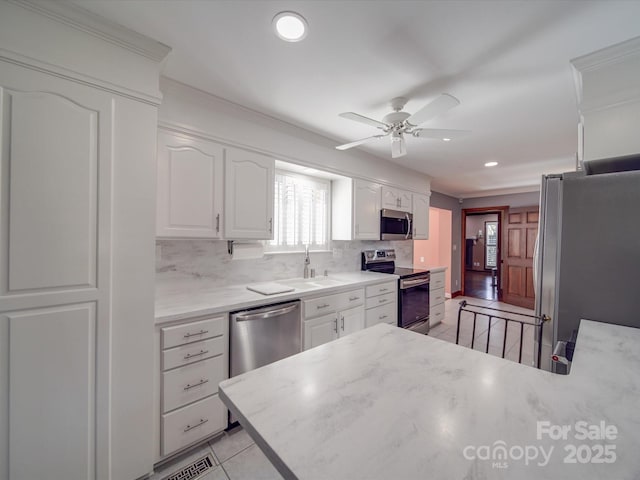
73,0 -> 640,197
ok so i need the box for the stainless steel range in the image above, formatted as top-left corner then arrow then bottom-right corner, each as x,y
361,249 -> 430,334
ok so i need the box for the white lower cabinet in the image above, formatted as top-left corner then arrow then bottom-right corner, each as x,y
303,288 -> 365,350
365,281 -> 398,328
158,314 -> 228,459
429,270 -> 447,327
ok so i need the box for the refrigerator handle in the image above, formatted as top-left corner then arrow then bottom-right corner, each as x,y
533,232 -> 540,297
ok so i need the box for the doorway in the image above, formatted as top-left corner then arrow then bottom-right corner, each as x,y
461,206 -> 508,301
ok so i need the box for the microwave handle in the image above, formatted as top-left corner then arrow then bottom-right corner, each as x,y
405,213 -> 412,239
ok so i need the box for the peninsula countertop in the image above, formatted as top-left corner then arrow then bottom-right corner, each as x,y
219,320 -> 640,479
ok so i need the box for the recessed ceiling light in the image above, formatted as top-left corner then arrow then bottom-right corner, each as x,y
484,161 -> 498,167
273,12 -> 308,42
442,138 -> 451,142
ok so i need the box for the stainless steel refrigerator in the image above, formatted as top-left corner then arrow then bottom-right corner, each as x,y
535,165 -> 640,372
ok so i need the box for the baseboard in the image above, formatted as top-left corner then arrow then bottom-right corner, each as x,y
451,290 -> 462,298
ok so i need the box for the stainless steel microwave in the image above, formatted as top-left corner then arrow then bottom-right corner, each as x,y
380,209 -> 413,240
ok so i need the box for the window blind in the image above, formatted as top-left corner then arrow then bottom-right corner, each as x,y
267,170 -> 330,252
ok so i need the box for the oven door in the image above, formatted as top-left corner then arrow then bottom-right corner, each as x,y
398,276 -> 430,331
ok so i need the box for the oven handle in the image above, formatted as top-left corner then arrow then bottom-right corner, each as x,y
405,213 -> 412,240
400,277 -> 430,289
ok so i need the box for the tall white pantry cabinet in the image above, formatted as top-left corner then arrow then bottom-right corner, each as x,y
0,2 -> 169,480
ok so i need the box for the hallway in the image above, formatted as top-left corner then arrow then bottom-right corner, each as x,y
463,270 -> 497,301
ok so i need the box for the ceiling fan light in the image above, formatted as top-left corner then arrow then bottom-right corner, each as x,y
485,161 -> 498,167
442,137 -> 451,142
273,12 -> 308,42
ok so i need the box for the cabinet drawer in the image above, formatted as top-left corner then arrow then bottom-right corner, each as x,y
162,356 -> 225,413
161,394 -> 226,456
365,302 -> 397,328
303,294 -> 338,319
431,287 -> 446,307
430,301 -> 445,327
335,288 -> 365,311
366,281 -> 396,298
429,272 -> 445,291
162,336 -> 225,371
365,292 -> 396,309
162,316 -> 225,349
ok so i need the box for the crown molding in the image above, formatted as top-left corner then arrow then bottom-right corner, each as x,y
571,35 -> 640,72
9,0 -> 171,63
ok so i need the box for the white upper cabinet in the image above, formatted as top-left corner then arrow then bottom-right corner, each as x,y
381,186 -> 412,212
157,130 -> 224,238
332,178 -> 382,241
224,147 -> 275,239
412,193 -> 430,240
353,179 -> 382,240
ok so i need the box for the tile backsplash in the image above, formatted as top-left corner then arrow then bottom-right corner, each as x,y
156,239 -> 413,287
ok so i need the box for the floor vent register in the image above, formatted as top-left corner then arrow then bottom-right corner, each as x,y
163,453 -> 216,480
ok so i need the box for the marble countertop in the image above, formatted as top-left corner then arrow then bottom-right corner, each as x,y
219,320 -> 640,479
155,271 -> 399,324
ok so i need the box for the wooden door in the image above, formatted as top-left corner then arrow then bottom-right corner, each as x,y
503,206 -> 539,309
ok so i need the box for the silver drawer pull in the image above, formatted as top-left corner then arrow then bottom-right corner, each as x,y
436,296 -> 442,301
317,303 -> 330,309
378,298 -> 386,303
183,329 -> 208,339
379,314 -> 388,320
379,288 -> 388,292
349,296 -> 360,301
184,418 -> 208,433
184,349 -> 208,360
183,378 -> 209,391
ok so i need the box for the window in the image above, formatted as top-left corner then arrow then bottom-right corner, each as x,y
485,221 -> 498,269
266,170 -> 330,252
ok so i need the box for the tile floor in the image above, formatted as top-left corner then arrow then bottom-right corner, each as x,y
152,296 -> 538,480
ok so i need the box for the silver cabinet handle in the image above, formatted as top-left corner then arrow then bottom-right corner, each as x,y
333,318 -> 338,333
184,349 -> 208,360
183,329 -> 208,339
379,298 -> 387,303
341,315 -> 344,331
349,296 -> 359,301
216,213 -> 220,233
184,378 -> 209,391
379,314 -> 388,320
184,418 -> 208,433
379,288 -> 388,292
269,217 -> 273,234
317,303 -> 330,310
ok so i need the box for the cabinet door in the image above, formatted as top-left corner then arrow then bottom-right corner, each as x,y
157,131 -> 224,238
412,193 -> 430,240
338,305 -> 365,337
381,186 -> 399,209
303,313 -> 338,350
397,189 -> 413,212
353,179 -> 381,240
224,148 -> 274,239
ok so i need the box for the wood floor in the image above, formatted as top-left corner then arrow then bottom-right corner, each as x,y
464,270 -> 497,301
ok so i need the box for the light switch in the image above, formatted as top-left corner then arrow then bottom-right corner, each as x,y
452,244 -> 457,251
419,256 -> 424,263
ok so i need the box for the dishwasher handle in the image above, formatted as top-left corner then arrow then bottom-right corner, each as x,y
234,302 -> 299,321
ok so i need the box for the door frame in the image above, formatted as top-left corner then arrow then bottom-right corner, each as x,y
461,206 -> 509,299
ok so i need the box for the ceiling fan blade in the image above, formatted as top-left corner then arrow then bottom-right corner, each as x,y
390,134 -> 407,158
339,112 -> 388,129
336,134 -> 386,151
412,128 -> 471,140
406,93 -> 460,127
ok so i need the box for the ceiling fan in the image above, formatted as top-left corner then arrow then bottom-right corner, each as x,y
336,94 -> 469,158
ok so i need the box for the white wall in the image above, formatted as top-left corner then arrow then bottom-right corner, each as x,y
159,78 -> 431,194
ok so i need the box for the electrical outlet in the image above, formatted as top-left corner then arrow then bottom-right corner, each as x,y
455,280 -> 459,286
420,256 -> 424,263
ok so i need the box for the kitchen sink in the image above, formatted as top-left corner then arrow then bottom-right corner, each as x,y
278,277 -> 345,291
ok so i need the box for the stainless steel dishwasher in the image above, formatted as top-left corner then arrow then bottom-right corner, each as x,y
230,300 -> 301,378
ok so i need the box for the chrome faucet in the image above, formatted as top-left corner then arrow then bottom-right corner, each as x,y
303,245 -> 311,278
